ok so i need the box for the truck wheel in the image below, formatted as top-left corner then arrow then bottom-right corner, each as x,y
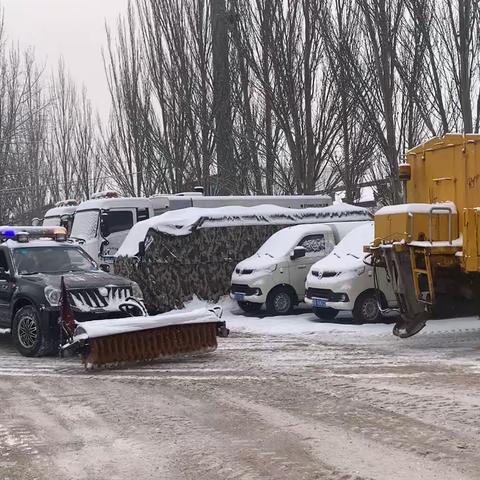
266,287 -> 294,315
238,301 -> 262,314
353,292 -> 382,323
313,307 -> 338,321
13,306 -> 56,357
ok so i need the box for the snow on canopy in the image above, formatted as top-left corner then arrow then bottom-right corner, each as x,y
116,203 -> 371,257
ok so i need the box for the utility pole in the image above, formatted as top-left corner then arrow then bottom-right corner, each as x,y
211,0 -> 236,194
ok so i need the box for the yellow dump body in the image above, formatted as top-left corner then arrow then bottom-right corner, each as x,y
375,134 -> 480,272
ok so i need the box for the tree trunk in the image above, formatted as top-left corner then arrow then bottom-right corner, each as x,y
211,0 -> 236,194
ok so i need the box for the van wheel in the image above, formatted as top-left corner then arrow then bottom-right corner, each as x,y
13,306 -> 56,357
266,287 -> 294,315
313,307 -> 338,321
238,301 -> 262,314
353,292 -> 382,323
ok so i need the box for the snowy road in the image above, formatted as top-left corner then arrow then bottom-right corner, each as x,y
0,308 -> 480,479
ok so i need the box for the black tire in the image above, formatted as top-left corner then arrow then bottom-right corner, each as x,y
266,287 -> 294,315
238,301 -> 262,313
13,306 -> 56,357
313,307 -> 338,320
352,292 -> 382,323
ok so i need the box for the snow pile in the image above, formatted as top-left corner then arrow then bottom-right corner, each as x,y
73,307 -> 221,339
117,203 -> 371,257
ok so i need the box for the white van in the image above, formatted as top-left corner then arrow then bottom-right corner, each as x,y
304,222 -> 397,322
230,222 -> 366,315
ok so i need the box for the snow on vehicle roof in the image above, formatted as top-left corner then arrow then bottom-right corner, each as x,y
44,205 -> 77,217
73,307 -> 221,339
311,221 -> 374,271
76,197 -> 150,211
376,202 -> 457,216
116,204 -> 371,257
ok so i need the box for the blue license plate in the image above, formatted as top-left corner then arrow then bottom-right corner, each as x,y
234,293 -> 246,301
312,298 -> 326,308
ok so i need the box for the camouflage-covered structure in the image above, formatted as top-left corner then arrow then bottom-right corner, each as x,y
114,205 -> 371,313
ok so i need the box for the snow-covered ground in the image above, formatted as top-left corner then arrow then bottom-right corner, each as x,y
188,295 -> 480,340
1,296 -> 480,479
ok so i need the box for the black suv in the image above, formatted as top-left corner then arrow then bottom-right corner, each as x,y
0,228 -> 144,357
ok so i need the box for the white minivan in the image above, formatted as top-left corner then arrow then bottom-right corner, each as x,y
230,222 -> 366,315
304,222 -> 397,322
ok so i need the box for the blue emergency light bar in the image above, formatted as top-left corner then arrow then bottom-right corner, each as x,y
0,226 -> 67,242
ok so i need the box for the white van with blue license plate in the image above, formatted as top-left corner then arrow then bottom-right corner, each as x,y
305,222 -> 397,322
230,222 -> 366,315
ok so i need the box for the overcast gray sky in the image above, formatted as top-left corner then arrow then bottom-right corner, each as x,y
2,0 -> 129,118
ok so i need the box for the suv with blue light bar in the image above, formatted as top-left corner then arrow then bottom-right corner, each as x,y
0,226 -> 144,357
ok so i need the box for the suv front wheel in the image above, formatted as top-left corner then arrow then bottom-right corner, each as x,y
13,306 -> 55,357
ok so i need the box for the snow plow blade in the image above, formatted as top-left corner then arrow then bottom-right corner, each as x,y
64,307 -> 227,368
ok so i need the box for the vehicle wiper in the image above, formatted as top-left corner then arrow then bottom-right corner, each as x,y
347,253 -> 360,259
20,272 -> 40,276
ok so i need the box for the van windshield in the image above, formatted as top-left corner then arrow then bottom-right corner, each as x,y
256,229 -> 299,258
332,222 -> 373,260
70,210 -> 99,241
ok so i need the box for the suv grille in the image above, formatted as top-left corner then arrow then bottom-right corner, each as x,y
69,286 -> 132,311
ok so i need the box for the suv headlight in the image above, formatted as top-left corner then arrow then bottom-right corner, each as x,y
44,286 -> 61,306
131,282 -> 144,299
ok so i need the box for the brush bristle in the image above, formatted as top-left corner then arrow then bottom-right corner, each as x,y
81,322 -> 218,368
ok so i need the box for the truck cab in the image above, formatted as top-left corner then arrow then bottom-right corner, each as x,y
41,200 -> 79,234
69,197 -> 154,261
230,222 -> 365,315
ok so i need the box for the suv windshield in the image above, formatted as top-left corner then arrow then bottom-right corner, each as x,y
70,210 -> 99,240
13,246 -> 97,275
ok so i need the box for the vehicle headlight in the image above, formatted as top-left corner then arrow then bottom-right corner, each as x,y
355,266 -> 366,276
44,286 -> 61,306
263,264 -> 277,273
131,282 -> 144,299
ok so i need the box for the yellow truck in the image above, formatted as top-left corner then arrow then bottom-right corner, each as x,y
370,133 -> 480,337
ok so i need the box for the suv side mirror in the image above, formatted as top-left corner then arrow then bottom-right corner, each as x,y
291,246 -> 307,260
100,211 -> 110,237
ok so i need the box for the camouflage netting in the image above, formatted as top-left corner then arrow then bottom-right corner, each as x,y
114,205 -> 372,314
115,224 -> 285,313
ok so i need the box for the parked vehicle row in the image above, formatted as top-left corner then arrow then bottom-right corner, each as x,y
231,221 -> 397,322
39,192 -> 333,264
